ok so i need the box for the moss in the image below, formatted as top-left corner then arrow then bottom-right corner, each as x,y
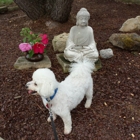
122,36 -> 135,49
95,59 -> 102,71
59,53 -> 71,64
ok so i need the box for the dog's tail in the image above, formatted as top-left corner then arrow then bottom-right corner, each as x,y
69,60 -> 95,75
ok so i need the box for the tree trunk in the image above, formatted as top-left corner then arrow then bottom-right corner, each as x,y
45,0 -> 56,15
14,0 -> 46,20
13,0 -> 74,23
51,0 -> 74,23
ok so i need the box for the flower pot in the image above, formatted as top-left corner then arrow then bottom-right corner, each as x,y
25,53 -> 44,62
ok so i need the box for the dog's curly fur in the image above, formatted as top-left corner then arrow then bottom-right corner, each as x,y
26,61 -> 94,134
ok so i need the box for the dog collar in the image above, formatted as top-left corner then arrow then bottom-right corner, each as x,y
46,88 -> 58,102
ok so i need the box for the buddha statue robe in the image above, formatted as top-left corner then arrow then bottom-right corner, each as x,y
64,25 -> 99,62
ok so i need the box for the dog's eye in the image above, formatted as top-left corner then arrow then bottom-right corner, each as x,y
34,83 -> 37,86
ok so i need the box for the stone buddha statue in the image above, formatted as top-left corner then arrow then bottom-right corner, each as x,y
64,8 -> 99,63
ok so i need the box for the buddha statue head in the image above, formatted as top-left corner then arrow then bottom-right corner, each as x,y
76,8 -> 90,26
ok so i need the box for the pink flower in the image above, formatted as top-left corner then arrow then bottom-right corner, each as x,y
32,43 -> 46,54
19,43 -> 32,52
40,34 -> 48,45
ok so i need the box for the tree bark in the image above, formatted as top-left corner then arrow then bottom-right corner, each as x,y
13,0 -> 74,23
51,0 -> 74,23
14,0 -> 46,20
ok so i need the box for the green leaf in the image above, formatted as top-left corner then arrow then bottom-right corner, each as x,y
44,49 -> 47,54
23,37 -> 26,43
28,50 -> 34,58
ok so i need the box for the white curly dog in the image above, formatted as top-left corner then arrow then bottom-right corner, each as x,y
26,61 -> 94,134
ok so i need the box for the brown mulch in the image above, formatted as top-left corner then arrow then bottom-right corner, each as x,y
0,0 -> 140,140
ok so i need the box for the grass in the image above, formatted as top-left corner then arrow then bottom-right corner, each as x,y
0,0 -> 13,6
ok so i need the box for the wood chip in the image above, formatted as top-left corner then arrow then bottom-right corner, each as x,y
131,133 -> 135,138
104,102 -> 108,106
118,81 -> 120,84
132,117 -> 134,120
14,96 -> 21,99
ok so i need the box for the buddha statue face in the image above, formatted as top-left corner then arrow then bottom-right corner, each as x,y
76,8 -> 90,26
77,16 -> 89,27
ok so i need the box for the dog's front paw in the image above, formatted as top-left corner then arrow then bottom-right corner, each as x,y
64,127 -> 72,135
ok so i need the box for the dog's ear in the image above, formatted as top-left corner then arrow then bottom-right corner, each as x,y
40,81 -> 53,98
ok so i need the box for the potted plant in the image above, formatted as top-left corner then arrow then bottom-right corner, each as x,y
19,27 -> 48,62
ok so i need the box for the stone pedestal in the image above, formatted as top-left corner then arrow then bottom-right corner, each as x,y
0,137 -> 4,140
56,53 -> 102,73
14,55 -> 51,70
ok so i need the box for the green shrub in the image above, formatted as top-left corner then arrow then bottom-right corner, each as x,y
0,0 -> 13,6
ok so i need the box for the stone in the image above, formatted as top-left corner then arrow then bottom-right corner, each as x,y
109,33 -> 140,51
52,33 -> 69,52
45,20 -> 62,29
56,53 -> 71,73
119,16 -> 140,32
14,55 -> 51,70
8,5 -> 19,12
0,6 -> 8,14
56,53 -> 102,73
100,48 -> 114,59
0,5 -> 19,14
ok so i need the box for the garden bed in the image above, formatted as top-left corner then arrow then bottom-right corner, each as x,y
0,0 -> 140,139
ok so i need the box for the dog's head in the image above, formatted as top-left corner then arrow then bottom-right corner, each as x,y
26,68 -> 58,98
